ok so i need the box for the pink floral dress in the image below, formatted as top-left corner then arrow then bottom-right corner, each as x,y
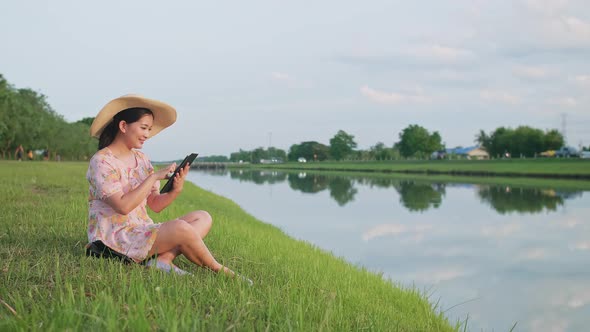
86,147 -> 161,262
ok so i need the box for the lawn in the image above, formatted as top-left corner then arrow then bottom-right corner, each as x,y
0,161 -> 457,331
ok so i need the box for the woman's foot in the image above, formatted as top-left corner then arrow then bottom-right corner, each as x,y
236,273 -> 254,286
146,258 -> 191,276
220,266 -> 253,286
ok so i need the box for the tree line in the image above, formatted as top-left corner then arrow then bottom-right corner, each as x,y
0,74 -> 96,160
1,74 -> 575,162
228,124 -> 569,163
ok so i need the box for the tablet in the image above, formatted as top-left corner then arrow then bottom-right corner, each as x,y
159,153 -> 198,194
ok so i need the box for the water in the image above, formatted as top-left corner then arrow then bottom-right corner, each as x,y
186,169 -> 590,331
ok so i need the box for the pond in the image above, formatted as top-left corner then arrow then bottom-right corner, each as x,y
186,169 -> 590,331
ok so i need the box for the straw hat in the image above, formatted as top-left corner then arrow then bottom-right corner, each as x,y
90,94 -> 177,138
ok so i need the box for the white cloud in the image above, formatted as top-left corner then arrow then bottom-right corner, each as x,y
479,89 -> 522,105
362,223 -> 433,241
513,65 -> 549,79
524,0 -> 569,15
567,289 -> 590,308
481,222 -> 521,238
413,267 -> 470,284
360,85 -> 431,105
517,1 -> 590,49
405,44 -> 474,63
560,16 -> 590,41
271,71 -> 293,82
517,248 -> 548,260
549,97 -> 578,107
569,241 -> 590,251
572,74 -> 590,87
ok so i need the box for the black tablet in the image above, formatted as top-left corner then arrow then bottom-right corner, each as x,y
159,153 -> 198,194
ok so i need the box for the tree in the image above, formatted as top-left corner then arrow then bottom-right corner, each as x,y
484,126 -> 564,158
229,149 -> 251,162
544,129 -> 564,150
474,129 -> 491,151
287,141 -> 329,161
329,130 -> 357,160
395,124 -> 443,158
0,74 -> 97,160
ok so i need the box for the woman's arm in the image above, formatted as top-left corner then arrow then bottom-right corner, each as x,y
147,164 -> 190,213
105,164 -> 176,215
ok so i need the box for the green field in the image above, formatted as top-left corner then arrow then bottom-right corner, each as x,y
0,161 -> 457,331
231,159 -> 590,179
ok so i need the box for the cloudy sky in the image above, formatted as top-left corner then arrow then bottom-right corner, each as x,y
2,0 -> 589,160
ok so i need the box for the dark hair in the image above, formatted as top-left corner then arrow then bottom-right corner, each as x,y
98,108 -> 154,150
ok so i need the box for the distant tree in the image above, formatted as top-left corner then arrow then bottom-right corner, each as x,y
474,129 -> 491,151
544,129 -> 564,150
288,141 -> 329,161
329,130 -> 357,160
229,149 -> 252,162
76,117 -> 95,126
229,146 -> 286,163
198,155 -> 229,162
0,74 -> 99,160
368,142 -> 397,160
395,124 -> 443,158
485,126 -> 564,157
267,147 -> 287,161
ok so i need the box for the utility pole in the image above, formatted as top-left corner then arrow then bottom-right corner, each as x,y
561,113 -> 567,145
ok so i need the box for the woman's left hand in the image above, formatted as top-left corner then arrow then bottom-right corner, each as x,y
170,163 -> 190,193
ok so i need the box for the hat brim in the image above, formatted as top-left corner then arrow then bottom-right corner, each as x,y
90,95 -> 177,138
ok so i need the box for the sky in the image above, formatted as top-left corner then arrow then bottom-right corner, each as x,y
2,0 -> 590,160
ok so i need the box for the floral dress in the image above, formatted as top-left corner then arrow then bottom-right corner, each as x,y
86,147 -> 161,262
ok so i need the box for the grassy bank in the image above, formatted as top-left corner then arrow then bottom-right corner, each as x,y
259,168 -> 590,191
229,159 -> 590,179
0,161 -> 456,331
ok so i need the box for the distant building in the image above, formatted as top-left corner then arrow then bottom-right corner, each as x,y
446,146 -> 489,160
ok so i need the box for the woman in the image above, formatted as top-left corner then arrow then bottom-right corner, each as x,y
86,95 -> 249,282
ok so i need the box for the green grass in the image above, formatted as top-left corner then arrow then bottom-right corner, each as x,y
232,159 -> 590,178
265,168 -> 590,191
0,161 -> 457,331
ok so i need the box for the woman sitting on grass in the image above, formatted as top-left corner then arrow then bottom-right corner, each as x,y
86,95 -> 250,283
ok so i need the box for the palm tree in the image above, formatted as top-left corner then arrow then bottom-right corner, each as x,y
474,129 -> 490,151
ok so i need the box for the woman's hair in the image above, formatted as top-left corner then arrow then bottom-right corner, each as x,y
98,108 -> 154,150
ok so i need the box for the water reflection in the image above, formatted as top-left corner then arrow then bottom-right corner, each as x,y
187,169 -> 590,331
394,181 -> 445,212
477,186 -> 583,214
287,173 -> 329,193
219,169 -> 584,214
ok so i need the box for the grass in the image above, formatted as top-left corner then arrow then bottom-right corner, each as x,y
260,168 -> 590,191
231,159 -> 590,179
0,161 -> 457,331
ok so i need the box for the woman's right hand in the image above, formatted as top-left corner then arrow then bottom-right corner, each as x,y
154,163 -> 177,180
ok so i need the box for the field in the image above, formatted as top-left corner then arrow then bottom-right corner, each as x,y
231,158 -> 590,179
0,161 -> 456,331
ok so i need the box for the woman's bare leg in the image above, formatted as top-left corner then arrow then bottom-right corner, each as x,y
147,219 -> 232,275
181,210 -> 213,238
153,210 -> 213,264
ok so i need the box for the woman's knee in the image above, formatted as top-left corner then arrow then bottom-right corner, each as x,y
168,219 -> 199,241
194,210 -> 213,227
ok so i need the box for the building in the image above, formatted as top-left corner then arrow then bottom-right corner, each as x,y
446,146 -> 490,160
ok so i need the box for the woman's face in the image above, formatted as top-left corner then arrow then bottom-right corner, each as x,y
121,114 -> 154,149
